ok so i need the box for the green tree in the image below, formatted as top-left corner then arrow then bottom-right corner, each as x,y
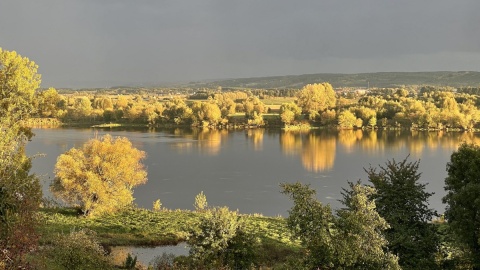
296,83 -> 336,115
281,182 -> 400,269
45,229 -> 112,270
281,182 -> 335,268
443,143 -> 480,268
0,48 -> 42,268
336,182 -> 400,269
188,206 -> 256,269
367,157 -> 440,269
52,134 -> 147,216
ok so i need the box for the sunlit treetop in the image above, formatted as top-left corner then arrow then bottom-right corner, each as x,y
0,48 -> 41,124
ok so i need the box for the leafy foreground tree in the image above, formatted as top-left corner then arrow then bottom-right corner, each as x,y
366,157 -> 440,269
443,143 -> 480,269
187,206 -> 257,269
0,48 -> 42,268
281,182 -> 400,270
52,134 -> 147,217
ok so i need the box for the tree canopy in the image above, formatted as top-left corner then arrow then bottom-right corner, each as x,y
281,182 -> 400,269
52,135 -> 147,216
443,143 -> 480,269
367,157 -> 439,269
296,83 -> 336,115
188,206 -> 256,269
0,48 -> 42,268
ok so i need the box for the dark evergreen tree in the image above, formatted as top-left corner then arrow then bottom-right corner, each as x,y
366,157 -> 440,269
443,143 -> 480,269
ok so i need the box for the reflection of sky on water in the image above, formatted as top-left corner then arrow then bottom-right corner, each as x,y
26,128 -> 480,216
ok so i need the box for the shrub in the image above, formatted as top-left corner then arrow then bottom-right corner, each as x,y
150,252 -> 176,270
46,229 -> 112,270
188,206 -> 257,269
123,253 -> 137,269
194,191 -> 208,212
153,199 -> 162,212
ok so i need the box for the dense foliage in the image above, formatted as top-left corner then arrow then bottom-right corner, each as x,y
43,229 -> 112,270
367,157 -> 439,269
296,83 -> 336,116
52,135 -> 147,216
28,81 -> 480,131
0,48 -> 42,269
281,182 -> 400,269
187,206 -> 257,269
444,143 -> 480,269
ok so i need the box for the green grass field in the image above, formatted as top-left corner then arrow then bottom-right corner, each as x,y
39,207 -> 296,247
38,207 -> 300,268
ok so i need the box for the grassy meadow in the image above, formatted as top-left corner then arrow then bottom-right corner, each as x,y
38,206 -> 301,268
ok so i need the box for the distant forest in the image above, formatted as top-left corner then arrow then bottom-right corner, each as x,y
184,71 -> 480,89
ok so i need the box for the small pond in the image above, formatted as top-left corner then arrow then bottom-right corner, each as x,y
110,243 -> 189,267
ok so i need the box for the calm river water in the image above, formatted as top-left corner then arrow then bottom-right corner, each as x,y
26,127 -> 480,217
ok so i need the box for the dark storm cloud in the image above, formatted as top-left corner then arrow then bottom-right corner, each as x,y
1,0 -> 479,88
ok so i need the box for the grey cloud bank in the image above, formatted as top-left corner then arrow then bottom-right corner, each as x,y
1,0 -> 480,88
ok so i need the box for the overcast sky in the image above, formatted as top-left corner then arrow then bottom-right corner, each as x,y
1,1 -> 480,88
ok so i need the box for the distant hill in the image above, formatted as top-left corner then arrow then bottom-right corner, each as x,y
185,71 -> 480,89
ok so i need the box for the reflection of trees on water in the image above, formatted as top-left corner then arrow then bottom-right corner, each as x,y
302,133 -> 336,172
245,129 -> 264,151
406,131 -> 480,155
281,129 -> 480,172
169,128 -> 228,156
280,131 -> 336,172
338,129 -> 480,157
197,129 -> 228,155
338,130 -> 363,153
279,132 -> 302,156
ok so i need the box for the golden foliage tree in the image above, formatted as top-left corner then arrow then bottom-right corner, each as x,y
52,135 -> 147,216
0,48 -> 42,268
297,82 -> 336,115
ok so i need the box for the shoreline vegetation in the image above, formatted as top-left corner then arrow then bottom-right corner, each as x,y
27,82 -> 480,133
24,117 -> 480,133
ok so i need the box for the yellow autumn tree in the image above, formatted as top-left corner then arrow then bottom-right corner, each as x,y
52,134 -> 147,216
297,82 -> 336,115
1,48 -> 42,268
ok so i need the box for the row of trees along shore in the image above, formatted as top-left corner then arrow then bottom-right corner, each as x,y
29,81 -> 480,130
5,47 -> 480,268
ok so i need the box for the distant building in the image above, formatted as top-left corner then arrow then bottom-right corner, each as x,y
354,89 -> 367,95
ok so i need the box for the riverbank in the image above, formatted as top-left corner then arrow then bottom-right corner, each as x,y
24,117 -> 480,132
38,207 -> 300,267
